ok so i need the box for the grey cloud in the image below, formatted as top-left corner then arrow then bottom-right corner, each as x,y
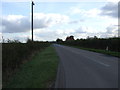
75,27 -> 87,33
35,30 -> 65,41
106,25 -> 118,33
100,2 -> 119,18
2,16 -> 30,33
69,19 -> 85,24
69,20 -> 79,24
1,16 -> 51,33
99,25 -> 118,38
34,18 -> 49,29
2,13 -> 70,33
113,25 -> 120,26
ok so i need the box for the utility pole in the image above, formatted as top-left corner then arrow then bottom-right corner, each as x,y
31,0 -> 35,41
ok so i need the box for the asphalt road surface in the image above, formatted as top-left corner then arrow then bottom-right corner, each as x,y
53,44 -> 118,88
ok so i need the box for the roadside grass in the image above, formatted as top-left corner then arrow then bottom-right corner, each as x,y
62,44 -> 120,58
77,47 -> 120,58
4,45 -> 59,88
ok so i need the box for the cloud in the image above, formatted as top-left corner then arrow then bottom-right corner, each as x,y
69,7 -> 83,15
35,26 -> 94,40
74,26 -> 87,33
72,25 -> 119,38
2,0 -> 109,2
68,19 -> 85,24
33,13 -> 70,28
89,25 -> 119,38
86,8 -> 101,17
69,2 -> 119,19
106,25 -> 118,37
107,0 -> 119,2
69,7 -> 101,18
69,7 -> 86,15
1,13 -> 70,33
2,24 -> 119,42
0,33 -> 2,42
69,20 -> 80,24
100,2 -> 119,18
1,15 -> 30,33
34,28 -> 76,41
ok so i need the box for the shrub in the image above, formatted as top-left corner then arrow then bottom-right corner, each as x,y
2,39 -> 51,85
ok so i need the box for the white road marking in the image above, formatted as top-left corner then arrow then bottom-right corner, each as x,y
89,58 -> 110,67
71,50 -> 110,67
55,44 -> 110,67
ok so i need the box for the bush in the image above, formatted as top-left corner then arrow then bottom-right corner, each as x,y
2,39 -> 51,85
59,37 -> 120,52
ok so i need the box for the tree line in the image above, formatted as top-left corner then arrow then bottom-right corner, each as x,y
56,36 -> 120,52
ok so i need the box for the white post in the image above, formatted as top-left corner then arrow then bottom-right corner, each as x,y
106,46 -> 108,51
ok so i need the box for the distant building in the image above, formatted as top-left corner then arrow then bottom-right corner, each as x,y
66,35 -> 74,41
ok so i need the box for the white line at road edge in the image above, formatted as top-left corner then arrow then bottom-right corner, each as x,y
55,44 -> 110,67
89,58 -> 110,67
71,50 -> 110,67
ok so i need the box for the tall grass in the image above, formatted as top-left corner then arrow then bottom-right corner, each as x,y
2,39 -> 51,86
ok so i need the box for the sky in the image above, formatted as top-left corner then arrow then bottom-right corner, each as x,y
0,0 -> 119,42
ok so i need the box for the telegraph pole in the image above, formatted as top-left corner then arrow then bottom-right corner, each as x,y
31,0 -> 35,41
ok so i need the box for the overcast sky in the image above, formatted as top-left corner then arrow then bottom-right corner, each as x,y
1,0 -> 119,42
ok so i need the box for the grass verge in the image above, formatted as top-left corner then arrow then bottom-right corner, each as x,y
4,45 -> 59,88
77,47 -> 120,58
62,44 -> 120,58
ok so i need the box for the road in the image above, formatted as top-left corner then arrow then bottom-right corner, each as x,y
53,44 -> 118,88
